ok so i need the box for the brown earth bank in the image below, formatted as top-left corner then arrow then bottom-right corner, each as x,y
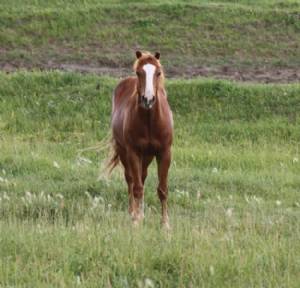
1,62 -> 300,83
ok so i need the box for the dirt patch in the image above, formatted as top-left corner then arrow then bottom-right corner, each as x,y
168,66 -> 300,83
57,64 -> 129,78
1,62 -> 300,83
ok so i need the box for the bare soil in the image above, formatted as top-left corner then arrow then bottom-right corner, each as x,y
1,62 -> 300,83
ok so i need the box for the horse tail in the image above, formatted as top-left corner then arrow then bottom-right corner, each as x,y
77,133 -> 119,179
106,137 -> 120,174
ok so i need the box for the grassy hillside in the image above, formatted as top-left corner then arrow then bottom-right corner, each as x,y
0,71 -> 300,287
1,0 -> 299,286
1,0 -> 300,80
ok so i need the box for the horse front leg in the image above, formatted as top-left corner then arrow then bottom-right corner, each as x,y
124,170 -> 134,217
156,148 -> 171,229
127,149 -> 144,225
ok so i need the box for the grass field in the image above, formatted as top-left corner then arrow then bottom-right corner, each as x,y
1,0 -> 300,80
0,71 -> 300,287
1,0 -> 300,287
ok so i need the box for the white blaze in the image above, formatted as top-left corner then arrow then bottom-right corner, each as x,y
143,64 -> 156,101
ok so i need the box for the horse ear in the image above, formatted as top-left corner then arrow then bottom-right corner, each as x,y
154,52 -> 160,60
136,51 -> 142,59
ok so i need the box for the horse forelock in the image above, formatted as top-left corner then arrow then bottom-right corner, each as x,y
133,54 -> 165,87
133,53 -> 162,72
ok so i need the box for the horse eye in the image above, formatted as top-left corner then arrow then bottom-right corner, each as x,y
157,72 -> 161,77
136,71 -> 140,76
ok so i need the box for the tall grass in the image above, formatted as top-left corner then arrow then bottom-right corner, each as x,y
0,71 -> 299,286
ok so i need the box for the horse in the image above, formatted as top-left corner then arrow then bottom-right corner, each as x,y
108,51 -> 173,228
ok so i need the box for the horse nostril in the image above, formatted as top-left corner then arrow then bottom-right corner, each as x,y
140,95 -> 155,108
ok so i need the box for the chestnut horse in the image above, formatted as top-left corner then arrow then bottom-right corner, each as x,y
109,51 -> 173,228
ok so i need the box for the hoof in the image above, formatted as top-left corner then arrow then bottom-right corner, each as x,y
162,221 -> 171,231
132,219 -> 140,227
131,212 -> 144,226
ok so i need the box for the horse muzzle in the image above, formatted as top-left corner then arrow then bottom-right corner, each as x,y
140,95 -> 156,109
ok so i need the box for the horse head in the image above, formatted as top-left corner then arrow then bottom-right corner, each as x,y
134,51 -> 164,109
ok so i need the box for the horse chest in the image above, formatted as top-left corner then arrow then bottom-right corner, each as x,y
124,102 -> 172,153
128,120 -> 170,153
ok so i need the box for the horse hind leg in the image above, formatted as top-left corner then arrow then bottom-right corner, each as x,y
118,148 -> 134,217
139,155 -> 154,218
126,149 -> 145,225
156,149 -> 171,230
124,170 -> 134,217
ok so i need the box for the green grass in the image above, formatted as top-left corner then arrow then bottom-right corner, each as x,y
0,0 -> 300,72
0,71 -> 300,286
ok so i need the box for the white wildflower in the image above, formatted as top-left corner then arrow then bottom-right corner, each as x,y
37,224 -> 44,234
176,189 -> 189,198
25,191 -> 32,198
226,208 -> 233,217
144,278 -> 155,288
76,156 -> 92,166
209,265 -> 215,276
25,191 -> 33,203
53,161 -> 60,169
31,152 -> 39,158
292,157 -> 299,164
276,200 -> 281,206
212,167 -> 218,173
3,192 -> 10,201
172,160 -> 177,168
91,196 -> 104,209
253,196 -> 261,203
196,190 -> 202,199
85,191 -> 91,199
97,196 -> 104,203
40,191 -> 45,199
